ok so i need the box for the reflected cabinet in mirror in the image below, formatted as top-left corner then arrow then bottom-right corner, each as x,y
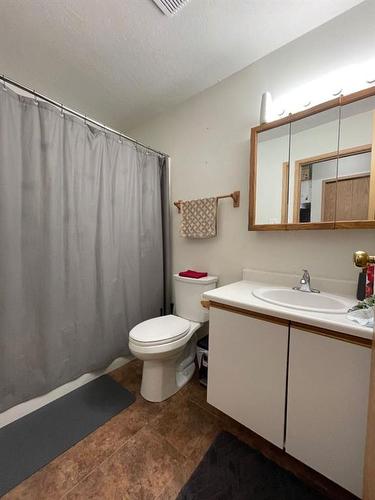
249,87 -> 375,231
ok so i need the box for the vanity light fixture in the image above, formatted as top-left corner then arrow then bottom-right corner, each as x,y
272,58 -> 375,117
260,92 -> 273,124
152,0 -> 191,16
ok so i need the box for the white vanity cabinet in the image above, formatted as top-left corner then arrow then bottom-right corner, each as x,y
286,326 -> 371,497
207,305 -> 289,448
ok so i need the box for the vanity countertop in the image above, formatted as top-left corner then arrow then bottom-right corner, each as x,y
203,280 -> 373,340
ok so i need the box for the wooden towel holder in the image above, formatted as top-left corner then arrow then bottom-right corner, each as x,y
174,191 -> 240,213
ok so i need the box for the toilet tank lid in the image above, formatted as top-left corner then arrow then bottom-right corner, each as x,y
173,274 -> 218,285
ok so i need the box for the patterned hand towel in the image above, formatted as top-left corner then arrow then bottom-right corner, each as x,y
180,197 -> 218,239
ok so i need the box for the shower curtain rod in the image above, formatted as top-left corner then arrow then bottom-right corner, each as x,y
1,74 -> 168,158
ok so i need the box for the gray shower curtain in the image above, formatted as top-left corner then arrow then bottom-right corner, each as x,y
0,87 -> 170,413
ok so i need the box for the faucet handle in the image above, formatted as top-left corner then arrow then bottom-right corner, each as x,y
293,269 -> 319,293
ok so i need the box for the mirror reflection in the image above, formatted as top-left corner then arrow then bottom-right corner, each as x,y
336,95 -> 375,222
289,107 -> 340,224
255,124 -> 290,225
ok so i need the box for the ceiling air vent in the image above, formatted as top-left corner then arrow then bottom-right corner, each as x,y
152,0 -> 191,16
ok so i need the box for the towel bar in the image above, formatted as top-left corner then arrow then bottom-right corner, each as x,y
174,191 -> 240,213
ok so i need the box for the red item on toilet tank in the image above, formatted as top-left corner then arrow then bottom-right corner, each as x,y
179,270 -> 208,279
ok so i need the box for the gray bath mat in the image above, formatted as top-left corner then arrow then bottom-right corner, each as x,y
0,375 -> 135,496
177,431 -> 327,500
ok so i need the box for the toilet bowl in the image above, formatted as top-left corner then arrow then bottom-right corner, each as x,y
129,273 -> 218,402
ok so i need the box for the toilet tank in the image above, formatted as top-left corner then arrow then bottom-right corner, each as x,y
174,274 -> 218,323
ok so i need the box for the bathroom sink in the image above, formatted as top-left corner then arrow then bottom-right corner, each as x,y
252,287 -> 350,314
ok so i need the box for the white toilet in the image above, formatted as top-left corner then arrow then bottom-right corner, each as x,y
129,273 -> 218,402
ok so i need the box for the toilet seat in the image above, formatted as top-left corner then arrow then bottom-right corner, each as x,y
129,315 -> 191,347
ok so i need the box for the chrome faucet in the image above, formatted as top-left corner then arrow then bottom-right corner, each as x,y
293,269 -> 320,293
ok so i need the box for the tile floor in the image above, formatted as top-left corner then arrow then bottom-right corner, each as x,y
4,360 -> 353,499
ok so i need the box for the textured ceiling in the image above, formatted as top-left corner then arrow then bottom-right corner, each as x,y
0,0 -> 364,130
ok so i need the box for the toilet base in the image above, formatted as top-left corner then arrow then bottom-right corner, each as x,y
140,338 -> 197,402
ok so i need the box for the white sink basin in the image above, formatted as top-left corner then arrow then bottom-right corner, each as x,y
252,287 -> 351,314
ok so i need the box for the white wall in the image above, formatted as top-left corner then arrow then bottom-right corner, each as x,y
130,1 -> 375,287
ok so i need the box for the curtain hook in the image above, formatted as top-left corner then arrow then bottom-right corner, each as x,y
332,88 -> 343,97
2,75 -> 7,91
277,109 -> 285,117
60,103 -> 64,118
367,78 -> 375,84
118,134 -> 123,144
303,101 -> 311,108
32,90 -> 38,106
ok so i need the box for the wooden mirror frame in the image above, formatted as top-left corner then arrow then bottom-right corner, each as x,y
249,86 -> 375,231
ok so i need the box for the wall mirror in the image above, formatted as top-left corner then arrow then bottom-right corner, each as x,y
249,87 -> 375,231
255,123 -> 290,225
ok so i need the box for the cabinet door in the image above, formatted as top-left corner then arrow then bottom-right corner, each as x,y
286,328 -> 371,497
207,307 -> 289,448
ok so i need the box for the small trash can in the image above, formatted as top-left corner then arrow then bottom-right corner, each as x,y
196,335 -> 209,387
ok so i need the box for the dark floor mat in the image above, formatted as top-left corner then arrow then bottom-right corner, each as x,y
177,431 -> 327,500
0,375 -> 135,496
